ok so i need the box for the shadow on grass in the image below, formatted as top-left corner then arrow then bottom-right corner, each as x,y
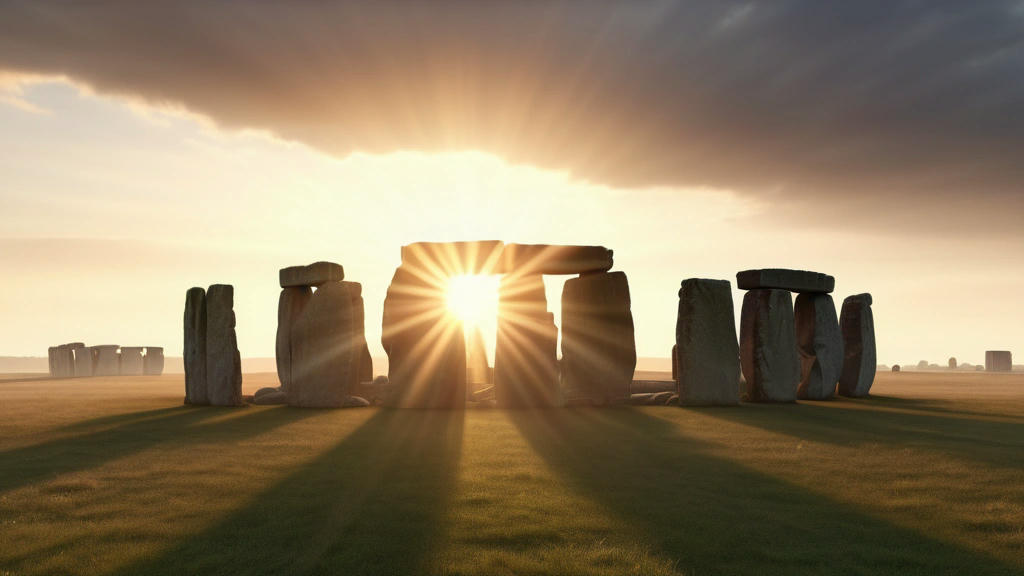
701,398 -> 1024,472
0,406 -> 319,494
509,408 -> 1018,576
107,408 -> 464,576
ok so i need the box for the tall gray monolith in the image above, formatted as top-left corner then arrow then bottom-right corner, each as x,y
838,293 -> 876,397
276,286 -> 312,394
794,293 -> 843,400
675,279 -> 741,406
206,284 -> 242,406
184,287 -> 208,404
289,281 -> 355,408
740,289 -> 799,402
495,274 -> 559,408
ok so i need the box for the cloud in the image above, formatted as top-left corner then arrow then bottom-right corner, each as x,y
1,1 -> 1023,232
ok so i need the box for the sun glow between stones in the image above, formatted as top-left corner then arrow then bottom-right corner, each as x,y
446,274 -> 501,327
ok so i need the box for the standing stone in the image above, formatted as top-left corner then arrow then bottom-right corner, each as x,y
740,289 -> 799,402
289,282 -> 355,408
93,345 -> 120,377
279,261 -> 345,288
561,271 -> 636,405
675,279 -> 741,406
343,281 -> 371,394
143,347 -> 165,375
985,351 -> 1012,372
54,344 -> 74,378
794,293 -> 843,400
205,284 -> 242,406
276,286 -> 312,394
184,287 -> 208,404
495,274 -> 559,408
119,347 -> 145,375
838,293 -> 876,397
948,357 -> 958,369
74,346 -> 95,377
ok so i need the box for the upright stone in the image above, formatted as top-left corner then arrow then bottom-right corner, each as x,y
985,350 -> 1012,372
205,284 -> 242,406
119,347 -> 145,375
561,271 -> 636,404
675,279 -> 740,406
494,274 -> 559,408
74,346 -> 95,377
740,289 -> 799,402
276,286 -> 312,393
184,287 -> 208,404
279,261 -> 345,288
343,281 -> 371,393
838,293 -> 876,397
54,344 -> 74,377
143,347 -> 165,375
47,347 -> 57,377
794,293 -> 843,400
289,281 -> 355,408
93,345 -> 120,377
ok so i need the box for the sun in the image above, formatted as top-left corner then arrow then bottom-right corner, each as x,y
446,274 -> 500,326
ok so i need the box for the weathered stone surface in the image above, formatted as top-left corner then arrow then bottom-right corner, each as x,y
53,344 -> 74,378
985,350 -> 1012,372
279,261 -> 344,288
401,240 -> 504,275
838,293 -> 876,397
206,284 -> 242,406
948,357 -> 958,369
382,266 -> 466,408
561,271 -> 636,405
254,386 -> 280,399
143,347 -> 164,376
93,345 -> 121,377
495,274 -> 559,408
119,347 -> 144,375
252,389 -> 287,405
343,396 -> 371,408
736,269 -> 835,294
276,286 -> 311,394
794,293 -> 843,400
498,244 -> 614,275
344,281 -> 372,394
184,287 -> 208,404
289,282 -> 355,408
73,345 -> 93,377
740,289 -> 799,402
675,279 -> 741,406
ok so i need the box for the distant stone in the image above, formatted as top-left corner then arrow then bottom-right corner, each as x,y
736,269 -> 835,294
401,240 -> 505,275
561,271 -> 636,405
183,287 -> 208,404
948,357 -> 957,369
279,261 -> 345,288
254,386 -> 280,399
289,281 -> 355,408
143,347 -> 164,376
740,289 -> 799,402
343,395 -> 371,408
985,350 -> 1012,372
630,393 -> 655,405
252,389 -> 287,405
675,279 -> 741,406
838,294 -> 876,397
498,244 -> 614,275
93,345 -> 121,377
119,347 -> 145,376
205,284 -> 242,406
276,286 -> 312,394
892,364 -> 901,372
794,293 -> 843,400
53,344 -> 74,378
73,345 -> 94,377
47,347 -> 56,377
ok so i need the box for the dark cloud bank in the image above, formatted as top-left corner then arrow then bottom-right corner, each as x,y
2,1 -> 1023,233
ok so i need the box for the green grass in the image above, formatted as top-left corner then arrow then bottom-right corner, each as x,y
0,372 -> 1022,575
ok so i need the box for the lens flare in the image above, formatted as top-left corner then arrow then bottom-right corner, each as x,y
446,274 -> 500,326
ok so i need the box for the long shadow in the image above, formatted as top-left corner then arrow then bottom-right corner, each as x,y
107,408 -> 464,576
509,408 -> 1020,575
0,406 -> 320,494
868,394 -> 1024,422
699,399 -> 1024,472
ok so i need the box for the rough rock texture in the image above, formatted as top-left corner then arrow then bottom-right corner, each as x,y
561,271 -> 636,405
344,281 -> 373,392
279,261 -> 345,288
289,281 -> 355,408
985,350 -> 1012,372
838,293 -> 877,397
736,269 -> 835,294
205,284 -> 242,406
740,289 -> 800,402
73,345 -> 94,377
794,293 -> 843,400
275,286 -> 312,394
494,274 -> 559,408
498,244 -> 614,275
143,347 -> 164,376
53,344 -> 74,378
119,347 -> 145,375
254,387 -> 280,399
381,266 -> 466,408
252,389 -> 287,405
93,345 -> 121,377
675,279 -> 741,406
401,240 -> 504,275
183,287 -> 208,404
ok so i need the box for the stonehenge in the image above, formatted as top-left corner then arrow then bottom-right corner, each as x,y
674,278 -> 740,405
46,343 -> 164,378
794,293 -> 843,400
143,347 -> 165,375
838,294 -> 876,397
183,284 -> 242,406
985,350 -> 1012,372
740,289 -> 800,402
119,347 -> 145,376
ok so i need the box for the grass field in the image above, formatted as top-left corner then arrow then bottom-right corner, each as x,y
1,371 -> 1022,575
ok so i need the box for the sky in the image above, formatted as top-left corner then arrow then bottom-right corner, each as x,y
1,2 -> 1023,366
